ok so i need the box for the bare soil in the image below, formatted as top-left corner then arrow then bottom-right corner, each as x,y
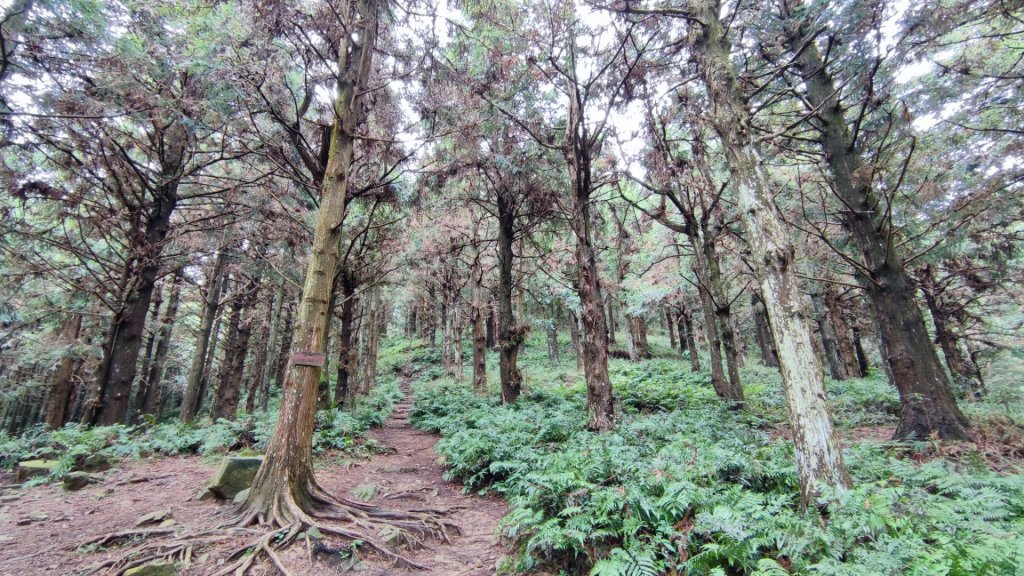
0,387 -> 507,575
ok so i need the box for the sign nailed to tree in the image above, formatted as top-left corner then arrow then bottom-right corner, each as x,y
291,351 -> 326,367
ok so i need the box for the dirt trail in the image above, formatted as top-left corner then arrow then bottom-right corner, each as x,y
0,383 -> 507,575
318,382 -> 508,575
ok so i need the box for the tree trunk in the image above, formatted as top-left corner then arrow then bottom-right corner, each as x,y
667,308 -> 677,349
240,0 -> 381,526
823,287 -> 862,378
133,285 -> 164,418
334,274 -> 358,407
813,292 -> 847,380
213,269 -> 263,421
496,189 -> 523,403
547,302 -> 560,364
140,274 -> 182,419
45,312 -> 82,429
249,275 -> 284,414
780,0 -> 968,440
751,292 -> 780,368
606,295 -> 617,344
680,308 -> 701,372
917,264 -> 980,396
564,72 -> 614,431
471,254 -> 487,391
690,0 -> 850,505
569,309 -> 583,369
181,249 -> 228,422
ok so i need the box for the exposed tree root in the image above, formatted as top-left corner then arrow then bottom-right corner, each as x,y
77,479 -> 457,575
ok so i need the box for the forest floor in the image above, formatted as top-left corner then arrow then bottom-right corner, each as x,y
0,382 -> 508,576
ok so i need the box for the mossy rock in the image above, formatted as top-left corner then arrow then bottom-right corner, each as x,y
207,456 -> 263,499
15,460 -> 58,482
123,561 -> 177,576
63,471 -> 101,491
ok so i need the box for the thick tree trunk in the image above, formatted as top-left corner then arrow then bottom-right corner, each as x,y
140,274 -> 182,419
496,189 -> 523,403
241,0 -> 380,524
690,0 -> 849,504
780,1 -> 968,440
181,250 -> 228,422
45,312 -> 82,429
564,79 -> 614,431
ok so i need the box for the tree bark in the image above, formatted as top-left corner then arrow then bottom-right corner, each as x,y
547,302 -> 560,364
666,308 -> 677,349
823,287 -> 862,378
679,307 -> 701,372
689,0 -> 850,505
751,292 -> 780,368
564,62 -> 614,431
812,292 -> 847,380
779,0 -> 968,440
496,188 -> 523,403
471,251 -> 487,391
180,249 -> 228,422
334,272 -> 358,406
45,312 -> 82,429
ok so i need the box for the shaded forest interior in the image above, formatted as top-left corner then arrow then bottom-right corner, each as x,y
0,0 -> 1022,574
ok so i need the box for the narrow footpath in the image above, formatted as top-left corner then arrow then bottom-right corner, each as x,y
318,382 -> 508,575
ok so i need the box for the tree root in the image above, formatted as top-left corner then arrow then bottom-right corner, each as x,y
77,480 -> 457,575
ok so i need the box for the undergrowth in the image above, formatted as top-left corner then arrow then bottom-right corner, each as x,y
0,377 -> 402,484
412,368 -> 1024,575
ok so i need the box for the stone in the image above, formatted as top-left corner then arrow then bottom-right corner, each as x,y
28,511 -> 48,522
135,509 -> 171,527
15,460 -> 58,482
63,472 -> 100,491
351,483 -> 381,502
157,519 -> 177,528
80,453 -> 114,472
16,518 -> 31,526
231,488 -> 250,505
123,561 -> 177,576
206,457 -> 263,500
0,494 -> 19,503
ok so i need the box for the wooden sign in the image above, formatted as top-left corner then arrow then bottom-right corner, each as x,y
291,351 -> 326,367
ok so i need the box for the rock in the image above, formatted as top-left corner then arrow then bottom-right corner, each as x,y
15,460 -> 59,482
207,457 -> 263,500
123,561 -> 177,576
0,494 -> 19,503
28,511 -> 48,522
351,483 -> 381,502
378,525 -> 412,548
231,488 -> 250,505
135,509 -> 171,527
16,517 -> 31,526
63,472 -> 100,491
157,519 -> 177,528
80,453 -> 114,473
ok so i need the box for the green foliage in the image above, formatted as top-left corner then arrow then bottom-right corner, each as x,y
413,370 -> 1024,575
0,378 -> 402,482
